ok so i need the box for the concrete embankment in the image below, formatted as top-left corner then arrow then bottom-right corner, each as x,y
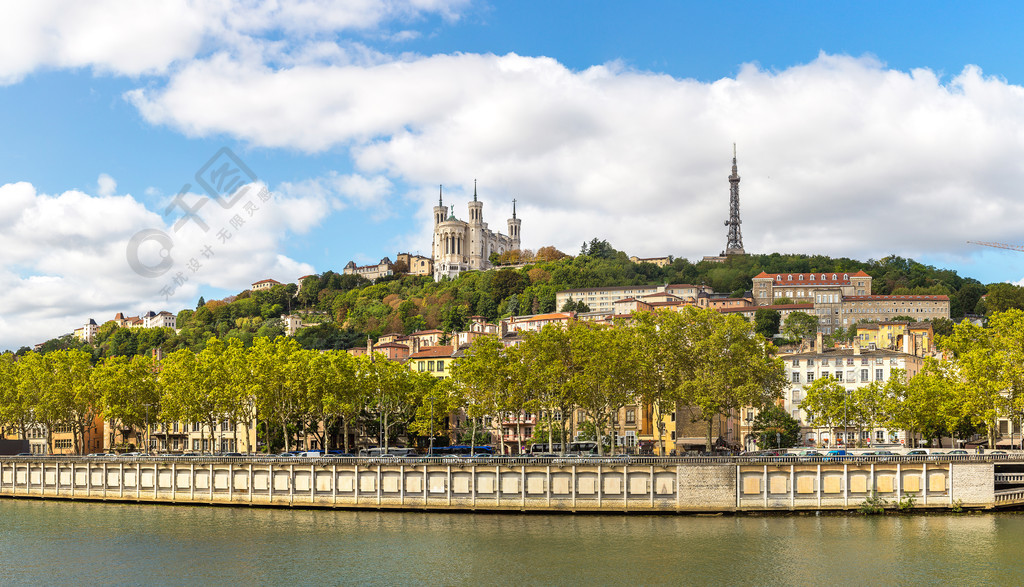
0,455 -> 1004,512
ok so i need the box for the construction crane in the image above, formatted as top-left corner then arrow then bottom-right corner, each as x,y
967,241 -> 1024,253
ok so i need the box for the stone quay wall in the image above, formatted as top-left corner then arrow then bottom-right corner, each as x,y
0,456 -> 998,513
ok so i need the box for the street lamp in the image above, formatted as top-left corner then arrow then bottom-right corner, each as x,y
429,395 -> 435,456
745,413 -> 753,451
843,388 -> 849,449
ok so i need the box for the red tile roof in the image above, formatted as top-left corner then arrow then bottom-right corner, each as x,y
844,295 -> 949,301
409,346 -> 454,359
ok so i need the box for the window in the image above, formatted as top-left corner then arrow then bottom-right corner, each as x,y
861,369 -> 869,382
427,360 -> 435,372
792,389 -> 801,401
861,358 -> 869,365
418,361 -> 425,372
793,409 -> 801,421
821,371 -> 829,379
806,372 -> 815,383
792,359 -> 800,367
821,358 -> 829,366
625,409 -> 636,425
437,360 -> 445,372
876,368 -> 884,381
807,359 -> 814,366
193,422 -> 200,432
792,372 -> 800,383
846,358 -> 854,366
192,439 -> 200,451
835,371 -> 843,382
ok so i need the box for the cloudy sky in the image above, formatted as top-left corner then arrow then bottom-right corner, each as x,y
3,0 -> 1024,350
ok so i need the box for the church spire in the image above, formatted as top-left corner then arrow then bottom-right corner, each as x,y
512,198 -> 517,219
473,179 -> 478,202
439,184 -> 443,207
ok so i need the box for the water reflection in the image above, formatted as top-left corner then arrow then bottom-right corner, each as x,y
1,500 -> 1021,586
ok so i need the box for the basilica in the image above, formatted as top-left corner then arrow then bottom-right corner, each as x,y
432,182 -> 521,281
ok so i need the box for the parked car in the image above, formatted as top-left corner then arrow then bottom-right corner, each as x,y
906,449 -> 929,456
947,449 -> 969,455
796,450 -> 822,461
824,449 -> 848,461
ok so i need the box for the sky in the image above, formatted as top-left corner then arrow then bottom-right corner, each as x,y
3,0 -> 1024,351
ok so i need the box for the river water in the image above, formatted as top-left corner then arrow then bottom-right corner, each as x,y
1,499 -> 1021,585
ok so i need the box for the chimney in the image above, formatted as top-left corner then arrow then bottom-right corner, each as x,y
853,343 -> 860,356
412,336 -> 420,354
815,331 -> 823,352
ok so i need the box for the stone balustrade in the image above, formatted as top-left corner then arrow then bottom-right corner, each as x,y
0,456 -> 1000,512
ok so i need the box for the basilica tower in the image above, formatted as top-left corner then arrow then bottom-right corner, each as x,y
467,180 -> 485,268
507,199 -> 521,250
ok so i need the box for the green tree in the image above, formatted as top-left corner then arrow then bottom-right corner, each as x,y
754,308 -> 781,339
93,354 -> 159,450
752,404 -> 801,449
0,353 -> 31,441
983,283 -> 1024,315
801,375 -> 847,447
449,335 -> 511,454
782,311 -> 818,341
676,307 -> 788,451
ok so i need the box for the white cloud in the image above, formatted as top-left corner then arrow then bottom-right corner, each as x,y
0,179 -> 321,350
124,51 -> 1024,264
0,0 -> 471,83
96,173 -> 117,197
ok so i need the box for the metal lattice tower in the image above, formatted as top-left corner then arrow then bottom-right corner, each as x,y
724,143 -> 745,255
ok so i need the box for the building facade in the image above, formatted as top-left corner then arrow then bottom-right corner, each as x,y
395,253 -> 434,277
343,257 -> 394,281
432,184 -> 521,281
251,279 -> 282,291
781,345 -> 924,448
752,271 -> 873,306
556,284 -> 713,314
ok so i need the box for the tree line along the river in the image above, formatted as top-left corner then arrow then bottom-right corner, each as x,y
15,240 -> 1020,364
5,307 -> 1024,455
0,307 -> 788,455
801,309 -> 1024,448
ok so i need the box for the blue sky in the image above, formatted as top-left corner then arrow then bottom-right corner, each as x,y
3,1 -> 1024,350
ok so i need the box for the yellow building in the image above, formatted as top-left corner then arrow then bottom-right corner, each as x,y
855,321 -> 934,356
408,345 -> 455,379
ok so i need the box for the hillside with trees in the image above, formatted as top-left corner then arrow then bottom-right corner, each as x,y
15,239 -> 1023,361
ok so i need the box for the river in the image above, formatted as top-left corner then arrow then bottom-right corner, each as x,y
1,499 -> 1020,585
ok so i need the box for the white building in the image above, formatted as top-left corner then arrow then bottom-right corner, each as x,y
432,183 -> 520,281
776,337 -> 923,449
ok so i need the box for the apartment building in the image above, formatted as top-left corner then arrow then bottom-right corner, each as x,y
556,284 -> 713,313
780,343 -> 923,448
752,271 -> 873,305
